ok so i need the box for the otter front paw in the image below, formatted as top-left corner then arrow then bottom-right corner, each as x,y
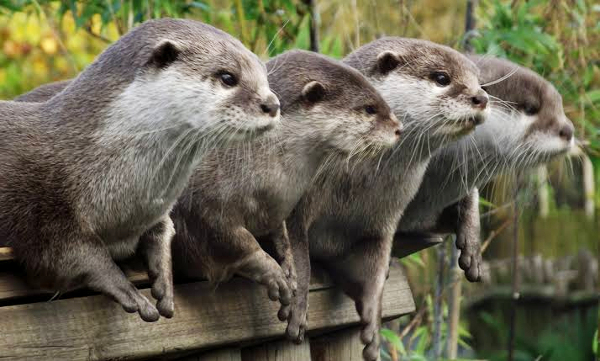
358,301 -> 381,361
261,268 -> 293,307
121,287 -> 160,322
279,299 -> 308,344
151,275 -> 174,318
456,232 -> 482,282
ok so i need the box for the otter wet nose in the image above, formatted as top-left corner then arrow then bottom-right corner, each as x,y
260,102 -> 280,118
470,94 -> 488,109
559,123 -> 574,142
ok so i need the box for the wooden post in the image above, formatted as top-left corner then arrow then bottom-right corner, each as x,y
446,237 -> 462,359
507,182 -> 521,361
181,348 -> 242,361
432,242 -> 447,360
536,165 -> 549,218
242,339 -> 311,361
303,0 -> 320,53
463,0 -> 478,53
311,327 -> 364,361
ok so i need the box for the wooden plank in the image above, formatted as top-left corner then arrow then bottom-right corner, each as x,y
0,250 -> 333,303
392,232 -> 444,258
310,327 -> 363,361
0,263 -> 414,361
241,339 -> 311,361
0,246 -> 13,262
178,348 -> 242,361
0,268 -> 150,303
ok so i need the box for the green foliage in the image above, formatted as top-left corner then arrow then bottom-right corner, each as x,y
472,0 -> 600,157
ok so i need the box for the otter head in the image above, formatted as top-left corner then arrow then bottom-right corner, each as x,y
95,19 -> 279,143
344,37 -> 488,140
266,50 -> 401,155
470,55 -> 574,166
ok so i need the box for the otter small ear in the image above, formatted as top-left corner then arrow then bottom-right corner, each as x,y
149,39 -> 181,68
376,51 -> 401,75
302,81 -> 326,103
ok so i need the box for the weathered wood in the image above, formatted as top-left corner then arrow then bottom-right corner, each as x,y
392,232 -> 444,258
0,246 -> 13,263
180,348 -> 242,361
242,339 -> 311,361
310,327 -> 363,361
0,263 -> 414,361
0,247 -> 333,302
0,268 -> 149,302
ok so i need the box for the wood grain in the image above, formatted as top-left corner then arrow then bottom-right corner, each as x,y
310,328 -> 364,361
0,264 -> 414,361
180,348 -> 242,361
242,339 -> 311,361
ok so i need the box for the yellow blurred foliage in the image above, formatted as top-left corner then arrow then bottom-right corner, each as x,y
0,3 -> 118,99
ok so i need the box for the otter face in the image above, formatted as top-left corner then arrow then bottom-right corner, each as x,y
473,56 -> 574,165
345,38 -> 489,138
266,51 -> 401,156
119,35 -> 280,143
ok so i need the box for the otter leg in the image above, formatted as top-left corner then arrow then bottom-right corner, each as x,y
278,217 -> 310,344
138,216 -> 176,318
260,222 -> 297,293
323,235 -> 393,361
439,188 -> 482,282
224,227 -> 292,308
42,232 -> 160,322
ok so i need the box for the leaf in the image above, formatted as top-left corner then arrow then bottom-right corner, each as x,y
380,328 -> 407,356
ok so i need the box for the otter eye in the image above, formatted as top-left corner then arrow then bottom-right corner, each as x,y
431,72 -> 451,87
523,103 -> 539,116
219,72 -> 238,87
365,105 -> 377,115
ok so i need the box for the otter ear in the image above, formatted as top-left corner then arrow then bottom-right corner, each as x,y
148,39 -> 181,69
302,81 -> 326,103
376,51 -> 401,75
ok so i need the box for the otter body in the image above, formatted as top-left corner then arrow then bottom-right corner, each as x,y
284,38 -> 488,360
398,56 -> 575,278
170,50 -> 401,310
1,18 -> 279,321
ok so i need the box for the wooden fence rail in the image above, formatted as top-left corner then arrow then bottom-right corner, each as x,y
0,244 -> 429,361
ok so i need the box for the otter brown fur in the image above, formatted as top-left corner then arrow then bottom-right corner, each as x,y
1,18 -> 279,321
397,55 -> 574,280
283,37 -> 488,360
170,49 -> 401,311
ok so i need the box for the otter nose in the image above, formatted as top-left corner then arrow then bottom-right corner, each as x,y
260,101 -> 280,118
559,123 -> 574,142
471,93 -> 488,109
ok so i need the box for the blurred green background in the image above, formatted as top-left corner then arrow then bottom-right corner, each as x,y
0,1 -> 598,360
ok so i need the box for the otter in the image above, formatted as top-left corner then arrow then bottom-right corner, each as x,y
0,18 -> 279,322
169,50 -> 401,311
13,80 -> 72,102
397,55 -> 575,280
282,38 -> 488,360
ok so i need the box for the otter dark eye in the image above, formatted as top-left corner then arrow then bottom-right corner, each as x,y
219,72 -> 238,87
431,72 -> 451,87
365,105 -> 377,115
523,103 -> 539,116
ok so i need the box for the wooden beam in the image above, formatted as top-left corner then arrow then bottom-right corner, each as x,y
241,339 -> 311,361
0,263 -> 414,361
310,327 -> 363,361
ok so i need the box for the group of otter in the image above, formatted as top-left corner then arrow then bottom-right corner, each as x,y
0,18 -> 574,360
